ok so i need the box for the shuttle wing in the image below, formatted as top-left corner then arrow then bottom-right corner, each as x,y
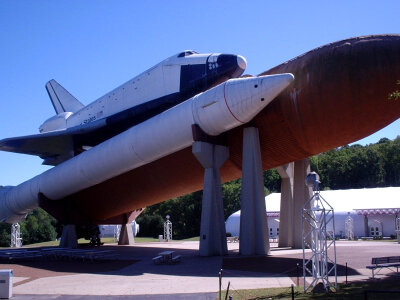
0,119 -> 106,165
0,132 -> 73,157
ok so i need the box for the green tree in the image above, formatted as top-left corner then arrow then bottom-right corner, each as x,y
222,179 -> 242,219
263,169 -> 281,192
388,80 -> 400,100
0,208 -> 57,246
20,208 -> 57,245
311,137 -> 400,189
377,136 -> 400,186
136,214 -> 164,238
0,223 -> 11,247
137,190 -> 203,239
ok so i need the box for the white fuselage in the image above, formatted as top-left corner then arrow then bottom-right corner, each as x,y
39,52 -> 247,135
65,54 -> 213,129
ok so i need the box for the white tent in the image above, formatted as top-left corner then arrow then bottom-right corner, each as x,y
225,187 -> 400,238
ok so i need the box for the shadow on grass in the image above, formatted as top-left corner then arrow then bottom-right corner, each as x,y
222,256 -> 360,276
221,276 -> 400,300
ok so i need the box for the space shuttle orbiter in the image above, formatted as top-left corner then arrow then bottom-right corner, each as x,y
0,51 -> 294,223
0,51 -> 247,166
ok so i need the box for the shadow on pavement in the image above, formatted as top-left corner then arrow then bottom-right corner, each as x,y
1,243 -> 361,281
222,256 -> 360,276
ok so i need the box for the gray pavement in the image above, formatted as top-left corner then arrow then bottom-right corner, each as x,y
9,293 -> 217,300
3,240 -> 400,298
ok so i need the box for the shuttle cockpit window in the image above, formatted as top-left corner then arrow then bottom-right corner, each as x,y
177,50 -> 198,58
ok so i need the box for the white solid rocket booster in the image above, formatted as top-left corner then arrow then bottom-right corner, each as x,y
0,73 -> 294,222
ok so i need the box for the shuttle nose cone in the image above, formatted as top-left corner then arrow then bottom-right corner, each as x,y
216,54 -> 247,78
237,55 -> 247,70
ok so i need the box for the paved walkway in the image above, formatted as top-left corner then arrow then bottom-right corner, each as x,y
2,240 -> 399,298
8,293 -> 218,300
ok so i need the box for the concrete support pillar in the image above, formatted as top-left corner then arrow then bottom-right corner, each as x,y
292,158 -> 313,249
193,141 -> 228,256
276,163 -> 294,248
60,224 -> 78,248
239,127 -> 269,255
118,224 -> 135,245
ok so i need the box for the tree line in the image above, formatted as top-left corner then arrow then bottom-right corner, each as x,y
0,136 -> 399,245
0,208 -> 57,247
311,137 -> 400,189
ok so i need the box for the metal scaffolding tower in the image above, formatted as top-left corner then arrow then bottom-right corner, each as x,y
164,215 -> 172,242
302,172 -> 337,292
11,223 -> 22,248
345,213 -> 354,240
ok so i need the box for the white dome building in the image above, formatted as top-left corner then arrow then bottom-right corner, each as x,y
225,187 -> 400,239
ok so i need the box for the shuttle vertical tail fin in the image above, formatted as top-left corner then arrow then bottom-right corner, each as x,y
46,79 -> 84,114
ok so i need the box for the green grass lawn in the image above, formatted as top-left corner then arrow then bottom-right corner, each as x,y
181,236 -> 200,241
1,236 -> 178,248
22,240 -> 59,247
100,236 -> 198,243
132,237 -> 159,242
218,277 -> 400,300
6,236 -> 396,249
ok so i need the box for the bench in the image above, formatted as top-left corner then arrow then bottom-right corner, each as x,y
366,256 -> 400,278
269,237 -> 278,243
152,255 -> 163,264
169,255 -> 181,264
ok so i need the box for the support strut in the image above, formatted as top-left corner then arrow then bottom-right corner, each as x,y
193,141 -> 228,256
239,127 -> 269,255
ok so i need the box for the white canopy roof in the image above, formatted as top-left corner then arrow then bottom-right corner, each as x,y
265,187 -> 400,212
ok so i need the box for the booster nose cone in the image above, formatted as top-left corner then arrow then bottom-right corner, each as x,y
237,55 -> 247,70
192,73 -> 294,136
224,73 -> 294,123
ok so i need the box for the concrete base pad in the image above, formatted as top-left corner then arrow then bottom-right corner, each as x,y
5,241 -> 400,297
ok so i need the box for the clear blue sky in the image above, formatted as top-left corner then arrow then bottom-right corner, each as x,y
0,1 -> 399,186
